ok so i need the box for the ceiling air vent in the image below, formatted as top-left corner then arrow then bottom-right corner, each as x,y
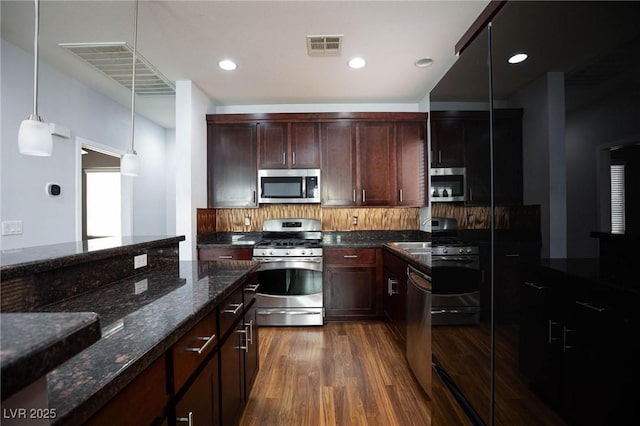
306,35 -> 343,56
59,42 -> 175,96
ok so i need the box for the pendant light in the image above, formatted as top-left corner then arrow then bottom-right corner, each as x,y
120,0 -> 140,176
18,0 -> 53,157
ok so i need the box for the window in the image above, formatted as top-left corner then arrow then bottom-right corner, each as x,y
610,163 -> 625,234
85,168 -> 121,238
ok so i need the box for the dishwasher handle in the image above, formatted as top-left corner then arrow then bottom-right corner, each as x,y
407,265 -> 432,292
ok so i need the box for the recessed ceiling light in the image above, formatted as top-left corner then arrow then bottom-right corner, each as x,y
508,53 -> 528,64
414,57 -> 434,68
218,59 -> 237,71
348,57 -> 366,69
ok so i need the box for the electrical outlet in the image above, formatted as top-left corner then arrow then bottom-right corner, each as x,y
134,253 -> 148,269
467,214 -> 474,225
244,216 -> 251,226
134,279 -> 148,294
352,216 -> 358,225
1,220 -> 23,235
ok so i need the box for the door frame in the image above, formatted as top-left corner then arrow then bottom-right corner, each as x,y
75,136 -> 133,240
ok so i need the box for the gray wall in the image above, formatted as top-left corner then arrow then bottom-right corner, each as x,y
1,39 -> 173,250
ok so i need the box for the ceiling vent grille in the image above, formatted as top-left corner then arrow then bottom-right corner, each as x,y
59,42 -> 175,96
306,35 -> 343,56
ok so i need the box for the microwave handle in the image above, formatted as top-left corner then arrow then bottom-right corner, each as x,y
468,186 -> 472,201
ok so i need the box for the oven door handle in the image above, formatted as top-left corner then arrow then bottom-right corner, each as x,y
257,310 -> 322,315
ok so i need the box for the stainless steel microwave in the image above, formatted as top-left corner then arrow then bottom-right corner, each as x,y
258,169 -> 321,204
430,167 -> 466,202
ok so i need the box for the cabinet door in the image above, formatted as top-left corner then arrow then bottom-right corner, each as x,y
290,123 -> 320,168
220,322 -> 244,426
463,118 -> 490,205
257,122 -> 289,169
321,122 -> 357,206
175,354 -> 219,426
324,249 -> 382,320
209,124 -> 257,207
430,117 -> 465,167
494,111 -> 523,205
357,122 -> 396,206
396,121 -> 426,206
383,250 -> 408,344
243,302 -> 259,400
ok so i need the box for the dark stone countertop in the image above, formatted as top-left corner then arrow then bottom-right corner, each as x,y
382,243 -> 433,276
323,230 -> 429,248
0,312 -> 102,401
0,235 -> 185,280
36,260 -> 258,425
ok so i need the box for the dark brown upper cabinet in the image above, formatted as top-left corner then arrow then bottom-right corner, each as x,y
430,113 -> 466,167
356,122 -> 397,206
321,121 -> 357,206
396,121 -> 427,206
257,122 -> 320,169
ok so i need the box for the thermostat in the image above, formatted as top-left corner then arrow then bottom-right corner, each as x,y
47,183 -> 61,196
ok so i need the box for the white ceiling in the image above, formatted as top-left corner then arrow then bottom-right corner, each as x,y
1,0 -> 489,129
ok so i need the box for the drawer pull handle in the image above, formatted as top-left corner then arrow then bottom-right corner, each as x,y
524,281 -> 548,290
563,326 -> 575,352
576,301 -> 606,313
218,255 -> 233,259
388,278 -> 399,296
548,320 -> 559,344
176,412 -> 193,426
184,332 -> 216,355
223,302 -> 244,315
245,319 -> 254,344
343,255 -> 358,259
245,283 -> 260,293
236,325 -> 249,352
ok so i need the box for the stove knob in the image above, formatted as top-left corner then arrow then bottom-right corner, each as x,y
467,248 -> 473,254
268,250 -> 273,256
459,248 -> 464,254
300,250 -> 306,256
286,251 -> 290,256
442,248 -> 448,254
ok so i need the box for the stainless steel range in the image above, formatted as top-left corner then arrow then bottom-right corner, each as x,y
252,218 -> 324,326
430,217 -> 481,325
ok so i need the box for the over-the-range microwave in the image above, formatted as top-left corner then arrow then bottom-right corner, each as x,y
258,169 -> 321,204
430,167 -> 466,202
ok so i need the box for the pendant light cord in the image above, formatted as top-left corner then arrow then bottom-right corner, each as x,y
32,0 -> 40,118
129,0 -> 138,153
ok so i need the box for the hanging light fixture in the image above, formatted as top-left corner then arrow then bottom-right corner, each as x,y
121,0 -> 140,176
18,0 -> 53,157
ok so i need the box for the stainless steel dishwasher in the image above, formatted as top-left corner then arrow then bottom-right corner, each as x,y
406,264 -> 433,398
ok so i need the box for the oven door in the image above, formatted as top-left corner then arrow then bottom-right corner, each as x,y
253,257 -> 324,326
431,256 -> 481,325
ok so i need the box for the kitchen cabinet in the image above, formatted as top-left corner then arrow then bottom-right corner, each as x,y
86,356 -> 168,426
324,248 -> 383,320
519,265 -> 639,424
175,353 -> 219,426
320,121 -> 398,206
257,122 -> 320,169
382,250 -> 408,344
357,122 -> 397,206
218,285 -> 246,426
464,109 -> 523,205
208,123 -> 257,208
320,121 -> 357,206
429,110 -> 523,205
430,112 -> 466,167
198,247 -> 253,261
396,121 -> 427,206
242,301 -> 259,400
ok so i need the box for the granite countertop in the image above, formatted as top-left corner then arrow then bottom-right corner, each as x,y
35,259 -> 257,425
0,235 -> 185,280
323,230 -> 429,248
0,312 -> 102,401
382,243 -> 433,276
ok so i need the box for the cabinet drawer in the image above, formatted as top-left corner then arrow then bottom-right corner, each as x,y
325,248 -> 376,265
219,286 -> 244,339
198,247 -> 252,261
172,310 -> 218,393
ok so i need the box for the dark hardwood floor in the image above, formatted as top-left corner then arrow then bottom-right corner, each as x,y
240,321 -> 431,426
241,320 -> 567,426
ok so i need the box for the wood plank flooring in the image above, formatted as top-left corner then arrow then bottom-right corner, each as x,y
240,321 -> 431,426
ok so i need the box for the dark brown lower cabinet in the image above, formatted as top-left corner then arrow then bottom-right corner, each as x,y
243,302 -> 259,400
175,353 -> 219,426
324,248 -> 383,320
519,265 -> 640,425
220,320 -> 245,426
382,250 -> 408,344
